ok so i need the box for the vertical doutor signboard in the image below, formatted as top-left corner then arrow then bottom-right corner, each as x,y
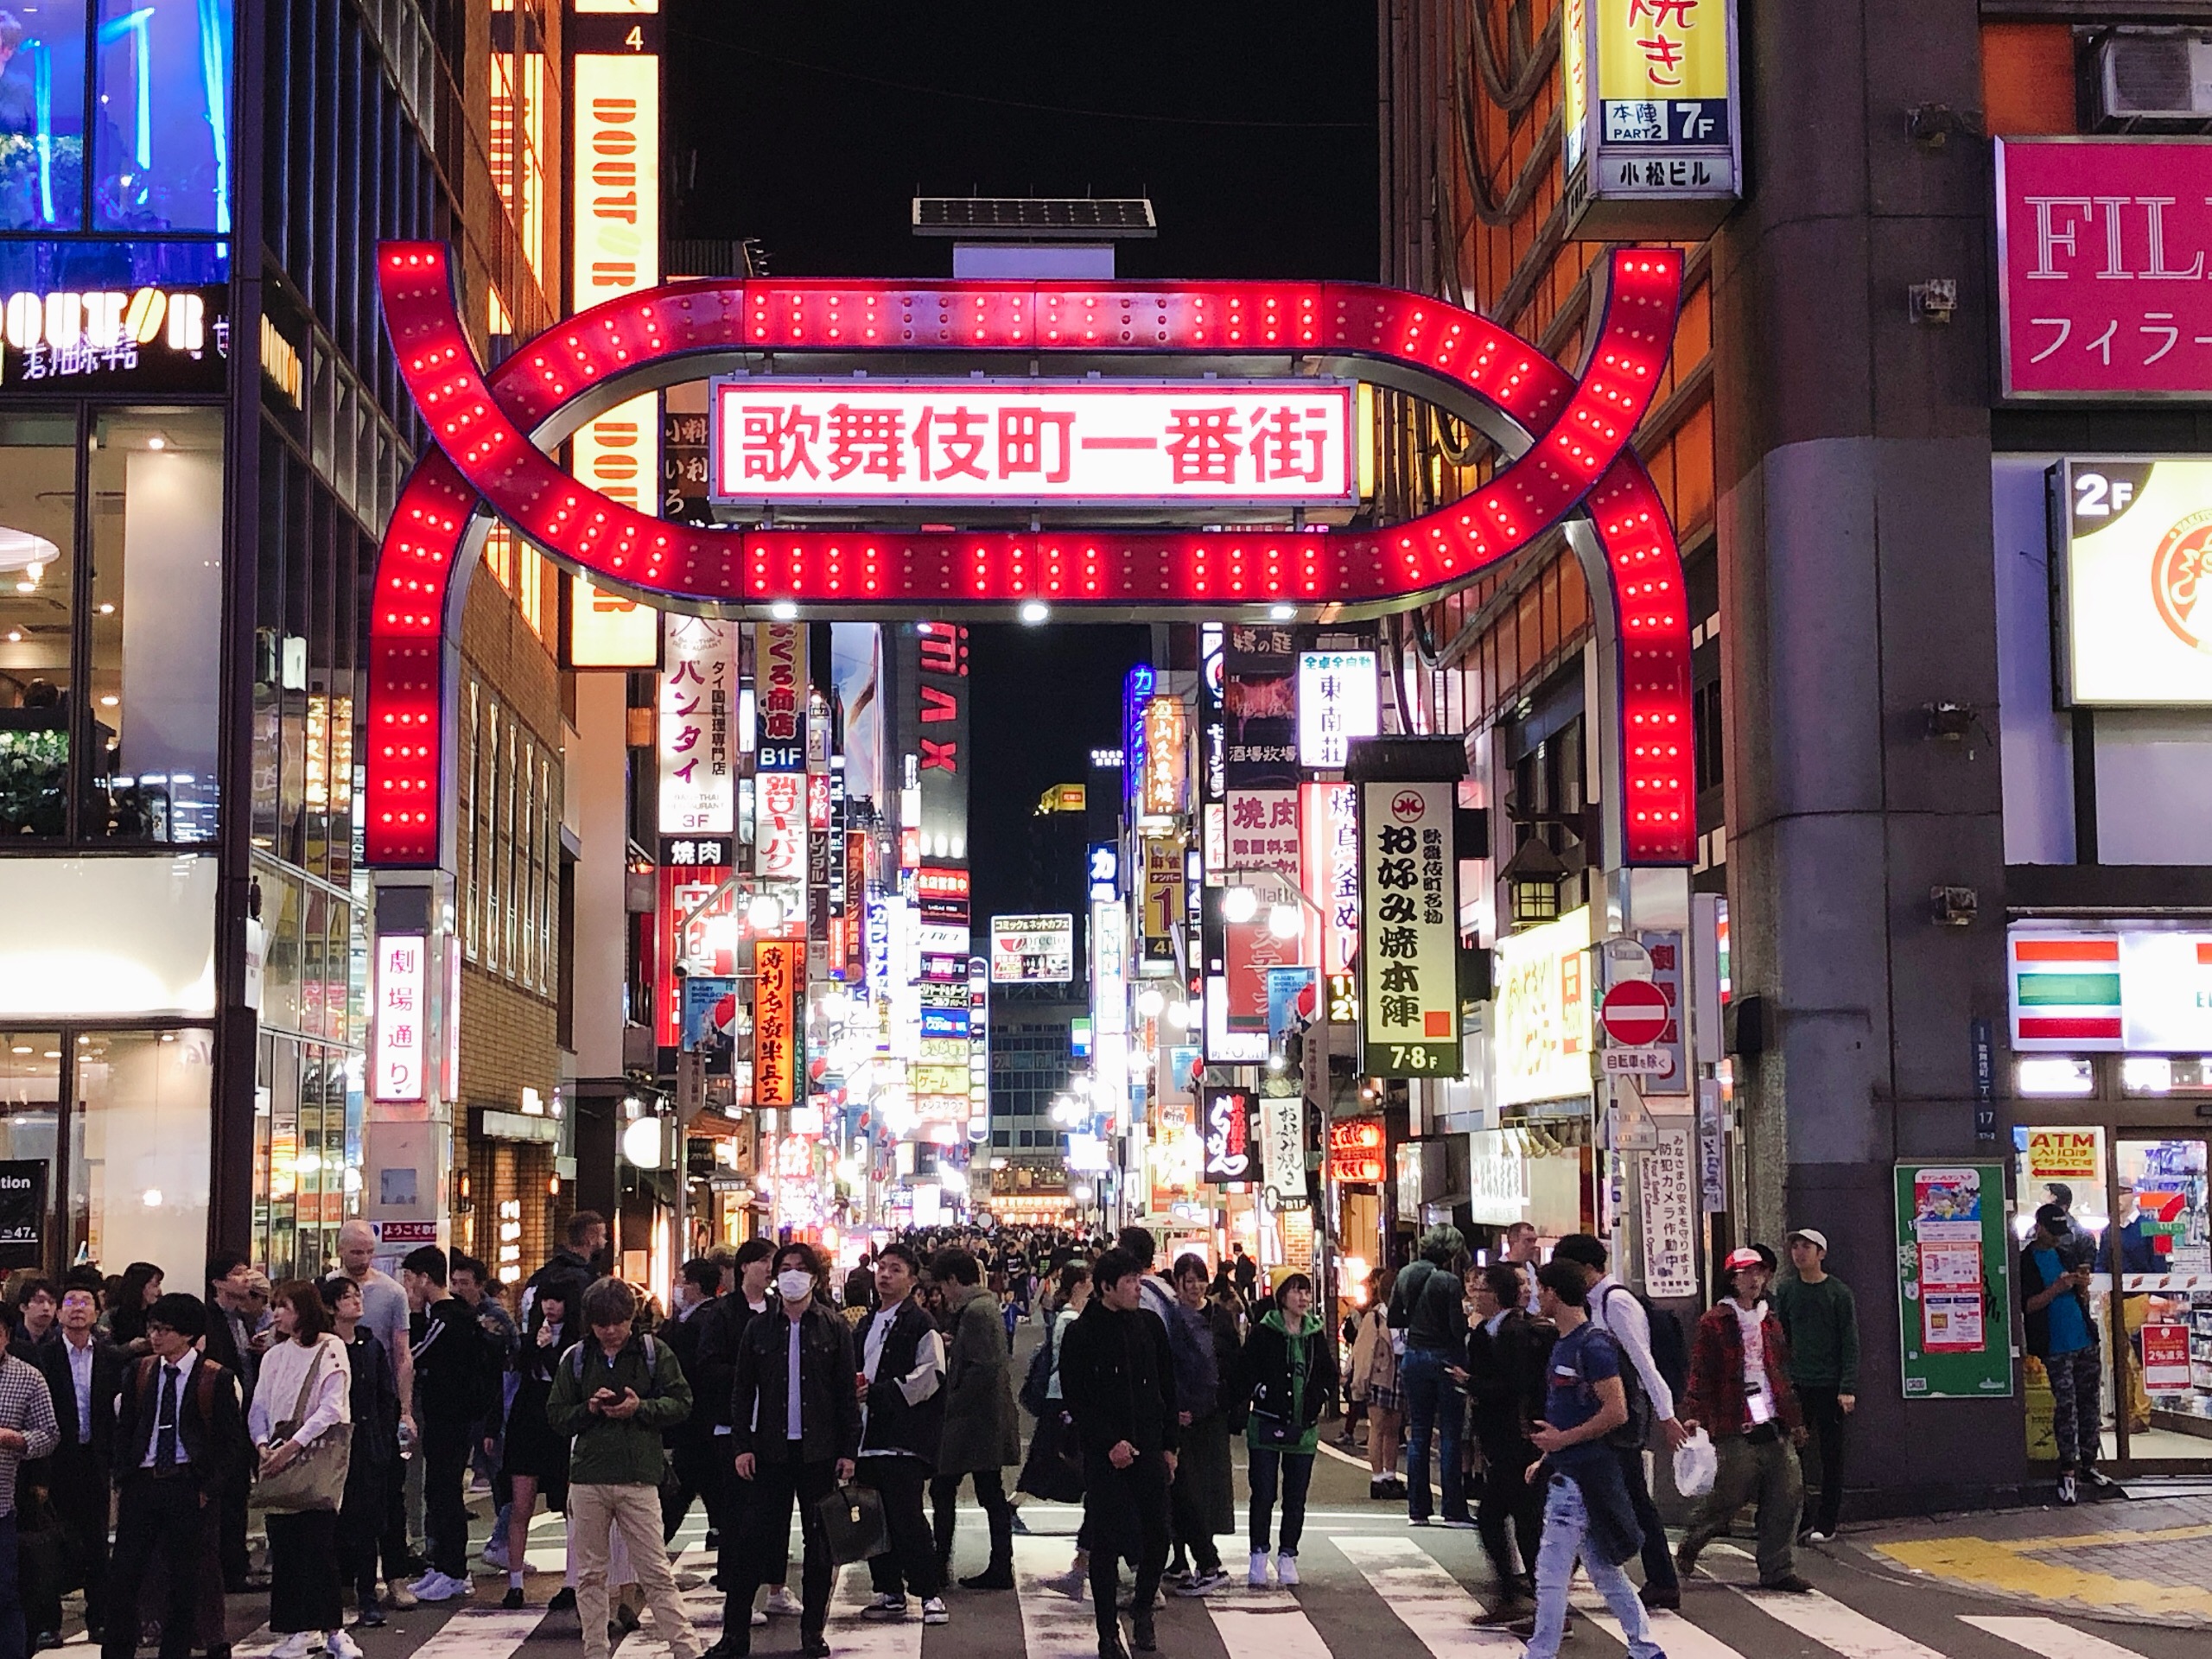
568,0 -> 663,666
1893,1161 -> 2015,1401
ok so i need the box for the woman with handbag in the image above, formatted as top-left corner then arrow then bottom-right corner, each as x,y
1241,1272 -> 1336,1590
1349,1268 -> 1406,1499
250,1281 -> 353,1659
1015,1263 -> 1089,1582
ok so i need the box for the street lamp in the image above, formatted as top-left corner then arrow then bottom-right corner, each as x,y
1220,886 -> 1259,924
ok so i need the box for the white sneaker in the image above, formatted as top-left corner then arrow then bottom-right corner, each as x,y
749,1610 -> 768,1628
921,1598 -> 949,1626
859,1593 -> 907,1620
384,1581 -> 419,1611
270,1634 -> 320,1659
1248,1551 -> 1271,1588
764,1586 -> 802,1617
1275,1553 -> 1299,1587
410,1570 -> 466,1603
326,1630 -> 362,1659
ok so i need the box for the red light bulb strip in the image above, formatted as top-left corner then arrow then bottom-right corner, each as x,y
365,245 -> 1692,868
1586,454 -> 1697,868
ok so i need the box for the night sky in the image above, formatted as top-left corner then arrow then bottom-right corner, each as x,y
666,1 -> 1380,917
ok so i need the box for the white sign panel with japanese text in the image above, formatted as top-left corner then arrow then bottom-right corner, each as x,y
658,614 -> 735,834
711,378 -> 1355,508
373,934 -> 428,1103
1297,652 -> 1379,769
990,913 -> 1076,984
1638,1120 -> 1699,1299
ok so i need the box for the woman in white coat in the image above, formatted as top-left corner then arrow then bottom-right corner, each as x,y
251,1280 -> 354,1659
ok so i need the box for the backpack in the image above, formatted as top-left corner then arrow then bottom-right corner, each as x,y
1018,1319 -> 1058,1418
1593,1284 -> 1675,1449
566,1332 -> 661,1387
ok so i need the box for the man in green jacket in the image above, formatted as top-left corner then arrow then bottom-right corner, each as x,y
1773,1229 -> 1859,1544
929,1248 -> 1020,1589
547,1277 -> 703,1659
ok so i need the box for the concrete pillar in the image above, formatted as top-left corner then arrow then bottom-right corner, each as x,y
1712,0 -> 2022,1510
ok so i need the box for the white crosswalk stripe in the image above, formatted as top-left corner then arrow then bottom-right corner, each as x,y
1325,1533 -> 1521,1656
1202,1583 -> 1338,1659
1587,1607 -> 1745,1659
1959,1615 -> 2154,1659
1010,1535 -> 1109,1659
1735,1586 -> 1950,1659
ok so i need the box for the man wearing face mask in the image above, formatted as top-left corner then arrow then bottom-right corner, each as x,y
715,1245 -> 859,1659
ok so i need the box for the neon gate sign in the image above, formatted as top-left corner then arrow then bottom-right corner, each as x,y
367,243 -> 1694,868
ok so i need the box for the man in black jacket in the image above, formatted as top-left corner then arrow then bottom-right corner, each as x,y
30,1281 -> 125,1643
718,1243 -> 858,1659
693,1239 -> 799,1620
402,1246 -> 496,1601
103,1294 -> 250,1659
1389,1224 -> 1471,1529
1059,1249 -> 1178,1659
661,1258 -> 725,1541
1464,1262 -> 1552,1624
853,1243 -> 947,1624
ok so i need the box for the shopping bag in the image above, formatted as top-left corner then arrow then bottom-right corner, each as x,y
1673,1427 -> 1717,1498
810,1481 -> 889,1566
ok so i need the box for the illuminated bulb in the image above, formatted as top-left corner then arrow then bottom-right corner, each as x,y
1221,887 -> 1259,925
1135,988 -> 1166,1019
1018,601 -> 1049,625
768,599 -> 798,620
1268,903 -> 1302,940
1268,604 -> 1295,620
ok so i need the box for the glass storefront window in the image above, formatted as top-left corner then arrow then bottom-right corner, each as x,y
69,1027 -> 210,1287
253,1032 -> 359,1283
92,0 -> 232,233
0,3 -> 88,230
0,414 -> 79,836
2121,1055 -> 2212,1096
2113,1138 -> 2212,1455
0,1033 -> 60,1268
2017,1056 -> 2094,1096
87,407 -> 222,841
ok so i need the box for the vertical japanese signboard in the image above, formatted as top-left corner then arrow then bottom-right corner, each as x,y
570,5 -> 662,662
1562,0 -> 1740,239
1638,1122 -> 1698,1298
1296,651 -> 1378,769
1202,1085 -> 1255,1185
753,938 -> 802,1109
753,623 -> 807,772
1358,779 -> 1461,1077
1139,695 -> 1188,826
1224,623 -> 1298,788
373,934 -> 428,1103
1260,1096 -> 1307,1210
658,614 -> 734,834
1140,837 -> 1183,974
1300,780 -> 1360,976
1894,1161 -> 2014,1401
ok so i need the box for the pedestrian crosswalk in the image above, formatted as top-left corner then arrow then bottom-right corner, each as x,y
124,1520 -> 2202,1659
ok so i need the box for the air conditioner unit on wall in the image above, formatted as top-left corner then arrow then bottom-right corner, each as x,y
2094,29 -> 2212,129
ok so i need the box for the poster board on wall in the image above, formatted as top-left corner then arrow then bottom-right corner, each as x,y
1893,1160 -> 2015,1402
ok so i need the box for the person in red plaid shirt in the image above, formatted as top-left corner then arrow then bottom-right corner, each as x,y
1675,1248 -> 1812,1594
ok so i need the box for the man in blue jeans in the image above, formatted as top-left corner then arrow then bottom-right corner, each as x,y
1389,1224 -> 1473,1528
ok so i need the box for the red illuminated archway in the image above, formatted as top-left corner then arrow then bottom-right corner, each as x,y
367,244 -> 1693,868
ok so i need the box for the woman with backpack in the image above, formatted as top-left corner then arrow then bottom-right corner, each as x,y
1241,1272 -> 1337,1589
1016,1262 -> 1090,1580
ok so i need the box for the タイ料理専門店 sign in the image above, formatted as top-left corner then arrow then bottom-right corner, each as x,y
709,379 -> 1356,508
1997,139 -> 2212,399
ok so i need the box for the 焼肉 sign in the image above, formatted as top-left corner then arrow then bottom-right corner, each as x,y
711,379 -> 1355,508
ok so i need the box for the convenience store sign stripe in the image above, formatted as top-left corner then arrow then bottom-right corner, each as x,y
2013,938 -> 2118,963
2018,1016 -> 2125,1039
2014,974 -> 2122,1005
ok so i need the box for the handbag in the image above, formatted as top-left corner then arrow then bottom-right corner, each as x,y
252,1341 -> 353,1513
808,1480 -> 889,1566
1019,1318 -> 1060,1417
1247,1413 -> 1300,1449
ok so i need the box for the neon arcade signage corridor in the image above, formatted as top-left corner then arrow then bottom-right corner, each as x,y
365,243 -> 1696,868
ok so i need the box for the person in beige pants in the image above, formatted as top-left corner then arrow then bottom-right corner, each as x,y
546,1277 -> 703,1659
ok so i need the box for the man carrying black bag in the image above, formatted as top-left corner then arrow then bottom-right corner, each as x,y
853,1243 -> 947,1626
29,1281 -> 124,1646
716,1244 -> 859,1659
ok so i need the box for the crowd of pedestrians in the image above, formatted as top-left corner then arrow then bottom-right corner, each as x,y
0,1212 -> 1870,1659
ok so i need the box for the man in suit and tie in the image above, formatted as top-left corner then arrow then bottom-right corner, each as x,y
29,1280 -> 124,1644
102,1294 -> 249,1659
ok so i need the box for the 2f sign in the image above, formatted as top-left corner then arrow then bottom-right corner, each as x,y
2073,471 -> 2135,519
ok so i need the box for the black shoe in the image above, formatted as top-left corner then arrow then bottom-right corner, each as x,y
609,1623 -> 626,1643
1132,1615 -> 1157,1652
1471,1599 -> 1531,1627
800,1632 -> 831,1658
1506,1613 -> 1573,1639
1761,1575 -> 1815,1594
617,1605 -> 642,1634
1675,1541 -> 1700,1579
548,1587 -> 576,1613
960,1567 -> 1016,1591
701,1639 -> 749,1659
35,1631 -> 60,1650
1097,1637 -> 1129,1659
1639,1584 -> 1681,1611
498,1588 -> 522,1612
358,1602 -> 388,1629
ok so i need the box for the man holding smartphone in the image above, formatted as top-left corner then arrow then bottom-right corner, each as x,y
2023,1203 -> 2105,1504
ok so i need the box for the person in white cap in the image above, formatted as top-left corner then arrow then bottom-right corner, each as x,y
1773,1229 -> 1858,1544
1677,1248 -> 1811,1593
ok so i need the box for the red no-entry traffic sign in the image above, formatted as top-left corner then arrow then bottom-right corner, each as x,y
1600,978 -> 1671,1047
